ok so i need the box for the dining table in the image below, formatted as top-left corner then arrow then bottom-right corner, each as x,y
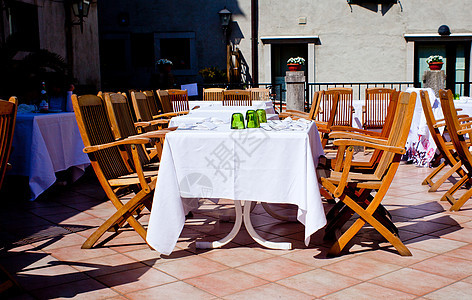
8,111 -> 90,200
146,107 -> 327,255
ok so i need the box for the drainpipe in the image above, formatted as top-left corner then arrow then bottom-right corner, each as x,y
251,0 -> 258,87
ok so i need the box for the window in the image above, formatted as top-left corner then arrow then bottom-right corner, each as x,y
160,38 -> 191,70
100,39 -> 127,71
8,2 -> 39,51
130,33 -> 154,67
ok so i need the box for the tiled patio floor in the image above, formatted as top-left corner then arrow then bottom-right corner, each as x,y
3,161 -> 472,299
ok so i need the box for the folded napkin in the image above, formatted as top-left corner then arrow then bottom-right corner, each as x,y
17,104 -> 37,114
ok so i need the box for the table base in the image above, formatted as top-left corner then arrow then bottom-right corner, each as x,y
196,200 -> 292,250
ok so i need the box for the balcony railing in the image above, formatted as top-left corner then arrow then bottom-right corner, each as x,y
201,81 -> 472,112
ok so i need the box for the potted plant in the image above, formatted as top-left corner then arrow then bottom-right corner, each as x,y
426,55 -> 444,70
287,57 -> 305,71
156,58 -> 173,73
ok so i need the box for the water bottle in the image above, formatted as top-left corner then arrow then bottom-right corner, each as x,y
39,81 -> 49,112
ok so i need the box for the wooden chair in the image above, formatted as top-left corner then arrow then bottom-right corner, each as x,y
72,94 -> 172,249
279,91 -> 321,121
167,89 -> 189,112
363,88 -> 396,129
319,88 -> 353,127
420,90 -> 468,192
103,92 -> 169,161
320,91 -> 417,256
222,89 -> 252,106
203,88 -> 224,101
249,88 -> 270,101
439,89 -> 472,211
143,90 -> 161,116
0,97 -> 17,189
0,97 -> 19,294
154,90 -> 189,119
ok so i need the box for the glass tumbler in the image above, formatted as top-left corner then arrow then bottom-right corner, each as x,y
246,110 -> 260,128
231,113 -> 246,129
256,109 -> 267,123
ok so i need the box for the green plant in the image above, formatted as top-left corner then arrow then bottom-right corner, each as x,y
287,57 -> 306,65
426,55 -> 444,64
454,93 -> 460,100
198,67 -> 227,83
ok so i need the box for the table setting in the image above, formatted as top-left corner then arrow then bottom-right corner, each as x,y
147,104 -> 326,255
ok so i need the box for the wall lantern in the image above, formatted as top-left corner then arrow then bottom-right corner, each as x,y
71,0 -> 90,33
438,25 -> 451,36
218,7 -> 232,36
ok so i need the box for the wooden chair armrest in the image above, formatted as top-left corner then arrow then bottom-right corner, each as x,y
458,123 -> 472,134
286,109 -> 307,115
330,125 -> 382,136
456,108 -> 463,112
329,131 -> 388,144
459,116 -> 472,122
433,122 -> 446,128
333,146 -> 355,198
333,139 -> 405,154
83,137 -> 151,153
153,111 -> 188,119
131,128 -> 177,139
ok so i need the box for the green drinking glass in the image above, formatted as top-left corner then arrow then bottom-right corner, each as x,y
246,110 -> 260,128
231,113 -> 245,129
256,109 -> 267,123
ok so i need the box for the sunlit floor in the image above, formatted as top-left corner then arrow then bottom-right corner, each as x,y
2,157 -> 472,299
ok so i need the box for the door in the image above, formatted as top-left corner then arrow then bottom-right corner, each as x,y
415,42 -> 470,96
271,44 -> 308,101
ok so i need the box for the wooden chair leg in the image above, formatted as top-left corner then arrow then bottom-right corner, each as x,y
450,185 -> 472,211
441,175 -> 470,202
329,195 -> 411,256
422,161 -> 446,186
0,265 -> 19,294
428,161 -> 462,192
82,191 -> 153,249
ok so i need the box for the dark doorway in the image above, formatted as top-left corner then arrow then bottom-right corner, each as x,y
415,42 -> 471,96
271,43 -> 308,101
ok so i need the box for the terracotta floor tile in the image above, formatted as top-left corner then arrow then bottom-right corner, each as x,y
359,247 -> 437,267
323,282 -> 416,300
422,281 -> 472,299
396,219 -> 452,235
431,226 -> 472,243
277,269 -> 361,297
236,256 -> 313,282
30,278 -> 120,299
67,252 -> 146,278
156,255 -> 228,279
49,244 -> 117,261
443,244 -> 472,260
32,233 -> 87,251
184,269 -> 269,297
369,268 -> 455,296
410,254 -> 472,280
280,247 -> 353,268
407,235 -> 467,254
95,266 -> 176,294
125,281 -> 214,299
322,255 -> 402,280
224,283 -> 312,300
200,246 -> 275,267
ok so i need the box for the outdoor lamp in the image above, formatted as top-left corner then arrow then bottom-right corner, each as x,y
438,25 -> 451,36
71,0 -> 90,32
218,7 -> 232,30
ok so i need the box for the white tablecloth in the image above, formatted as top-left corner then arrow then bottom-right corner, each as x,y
189,100 -> 275,114
147,120 -> 326,255
8,112 -> 90,200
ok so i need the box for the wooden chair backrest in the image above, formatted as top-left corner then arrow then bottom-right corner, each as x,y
420,90 -> 457,166
439,89 -> 472,172
131,91 -> 153,122
143,90 -> 160,116
374,91 -> 416,179
72,94 -> 132,180
249,88 -> 270,101
167,89 -> 189,112
156,90 -> 173,113
364,88 -> 396,129
321,88 -> 353,126
203,88 -> 224,101
222,89 -> 252,106
104,92 -> 150,165
307,91 -> 320,120
0,97 -> 17,188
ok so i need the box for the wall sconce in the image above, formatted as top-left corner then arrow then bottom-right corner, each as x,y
218,7 -> 232,39
71,0 -> 90,33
